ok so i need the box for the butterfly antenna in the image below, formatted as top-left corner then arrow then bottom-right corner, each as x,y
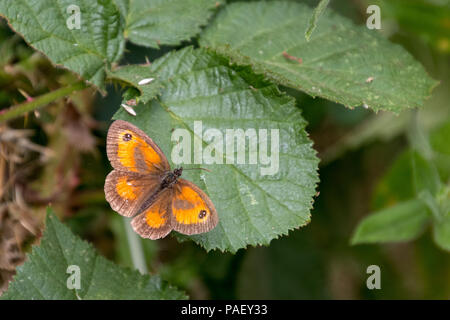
183,167 -> 211,173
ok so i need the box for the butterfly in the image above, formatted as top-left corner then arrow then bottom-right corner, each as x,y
104,120 -> 218,239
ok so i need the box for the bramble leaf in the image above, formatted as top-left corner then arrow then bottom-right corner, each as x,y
0,0 -> 221,88
200,1 -> 438,112
113,47 -> 319,253
0,0 -> 125,88
1,209 -> 186,300
123,0 -> 221,48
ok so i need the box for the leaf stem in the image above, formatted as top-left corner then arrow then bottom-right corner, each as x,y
305,0 -> 330,41
0,81 -> 87,123
123,217 -> 148,274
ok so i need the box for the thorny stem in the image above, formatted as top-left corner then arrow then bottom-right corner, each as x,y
0,81 -> 87,123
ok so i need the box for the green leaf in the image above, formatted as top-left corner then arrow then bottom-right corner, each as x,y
0,0 -> 126,88
200,1 -> 438,112
411,151 -> 441,196
1,209 -> 186,300
434,213 -> 450,252
113,47 -> 319,253
123,0 -> 221,48
305,0 -> 330,42
418,190 -> 443,222
107,65 -> 162,103
372,147 -> 446,212
351,199 -> 430,245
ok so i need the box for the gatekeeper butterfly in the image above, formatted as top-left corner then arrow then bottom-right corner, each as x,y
104,120 -> 218,239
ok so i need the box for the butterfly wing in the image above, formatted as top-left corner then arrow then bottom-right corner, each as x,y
170,179 -> 218,235
131,188 -> 173,239
104,170 -> 161,217
106,120 -> 170,174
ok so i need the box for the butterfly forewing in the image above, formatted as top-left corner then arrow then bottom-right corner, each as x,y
106,120 -> 170,174
104,170 -> 161,217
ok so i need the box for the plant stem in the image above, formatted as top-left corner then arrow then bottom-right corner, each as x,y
0,81 -> 87,123
407,109 -> 436,161
123,217 -> 148,274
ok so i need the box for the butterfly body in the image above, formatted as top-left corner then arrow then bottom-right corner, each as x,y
104,120 -> 218,239
160,168 -> 183,189
136,167 -> 182,214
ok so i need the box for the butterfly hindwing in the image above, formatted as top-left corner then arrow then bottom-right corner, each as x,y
131,188 -> 173,239
170,179 -> 218,235
104,170 -> 161,217
106,120 -> 170,174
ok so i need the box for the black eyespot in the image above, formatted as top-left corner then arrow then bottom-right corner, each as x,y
123,133 -> 132,141
198,210 -> 207,219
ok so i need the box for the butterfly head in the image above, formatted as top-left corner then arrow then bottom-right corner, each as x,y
173,167 -> 183,177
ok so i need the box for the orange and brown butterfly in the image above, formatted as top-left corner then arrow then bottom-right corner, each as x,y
104,120 -> 218,239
